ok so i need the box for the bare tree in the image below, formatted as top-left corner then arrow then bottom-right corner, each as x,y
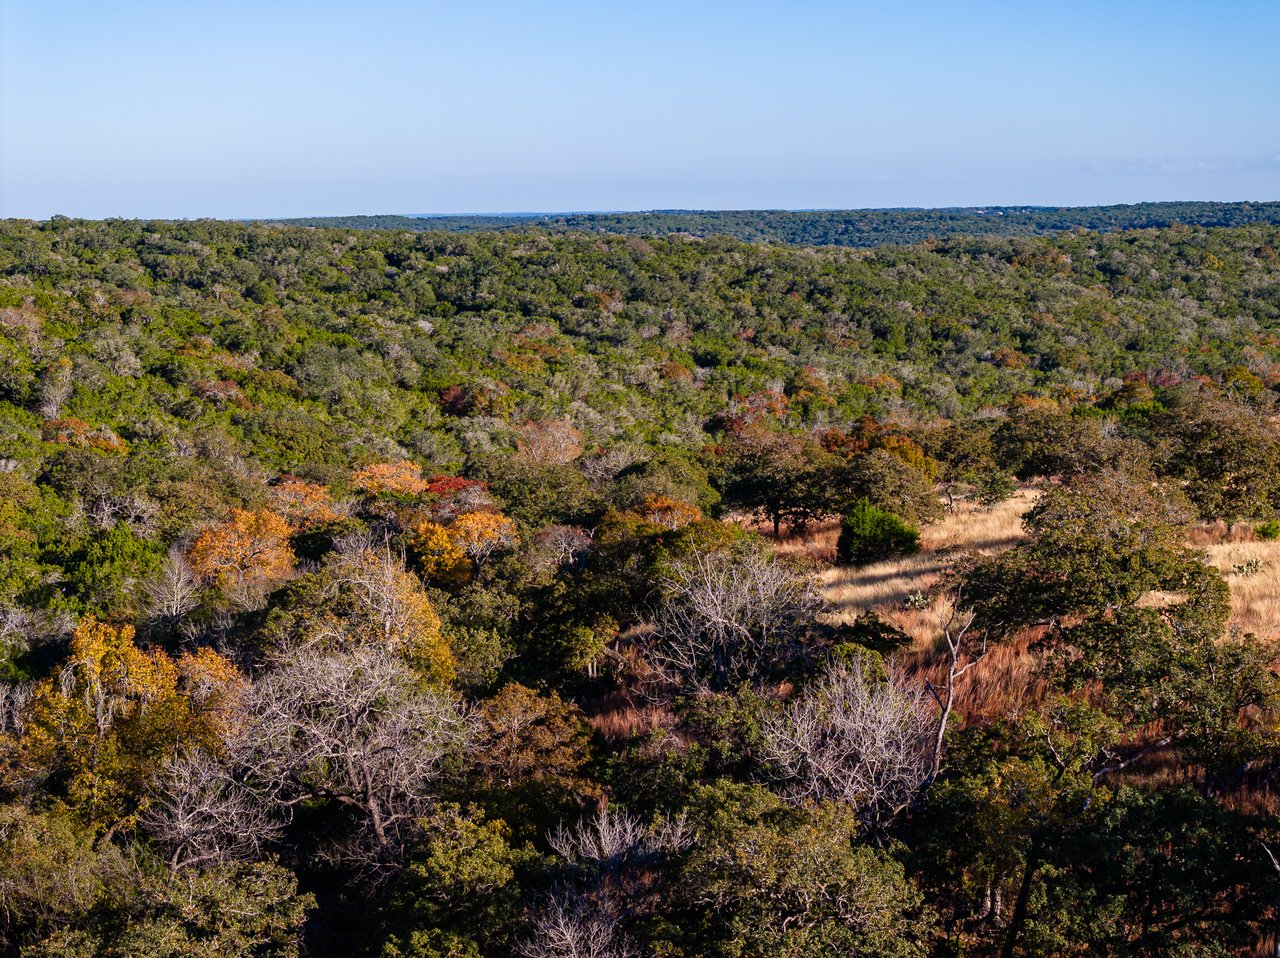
86,491 -> 158,533
236,646 -> 469,870
580,447 -> 640,493
530,525 -> 594,572
926,602 -> 989,781
141,748 -> 284,871
326,541 -> 429,645
0,608 -> 37,663
760,665 -> 933,832
37,358 -> 73,418
648,547 -> 819,692
520,887 -> 639,958
144,549 -> 202,626
516,419 -> 584,466
548,806 -> 691,874
0,681 -> 33,735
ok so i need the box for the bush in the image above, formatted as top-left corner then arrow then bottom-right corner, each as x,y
1257,520 -> 1280,541
836,499 -> 920,565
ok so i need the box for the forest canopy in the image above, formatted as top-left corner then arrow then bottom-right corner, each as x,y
3,216 -> 1280,956
276,200 -> 1280,247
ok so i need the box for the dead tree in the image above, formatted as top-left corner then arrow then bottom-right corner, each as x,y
649,547 -> 819,693
925,600 -> 989,782
760,665 -> 934,832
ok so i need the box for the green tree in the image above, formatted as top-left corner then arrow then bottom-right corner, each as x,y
836,499 -> 921,565
666,782 -> 932,958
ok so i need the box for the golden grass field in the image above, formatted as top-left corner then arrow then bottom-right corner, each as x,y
790,489 -> 1280,642
590,495 -> 1280,741
1204,537 -> 1280,640
768,488 -> 1280,720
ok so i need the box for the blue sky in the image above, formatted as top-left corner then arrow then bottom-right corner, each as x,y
2,0 -> 1278,218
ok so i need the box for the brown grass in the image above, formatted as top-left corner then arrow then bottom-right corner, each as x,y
817,490 -> 1037,638
586,701 -> 675,741
592,493 -> 1280,744
1202,538 -> 1280,640
801,491 -> 1042,721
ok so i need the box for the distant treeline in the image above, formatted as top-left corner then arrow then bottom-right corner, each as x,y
276,200 -> 1280,247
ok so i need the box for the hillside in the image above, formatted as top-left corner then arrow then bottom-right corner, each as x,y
277,200 -> 1280,247
4,217 -> 1280,956
3,218 -> 1279,471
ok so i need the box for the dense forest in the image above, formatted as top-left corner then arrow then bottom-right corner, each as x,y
280,200 -> 1280,247
3,216 -> 1280,956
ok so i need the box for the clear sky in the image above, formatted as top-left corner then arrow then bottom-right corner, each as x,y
2,0 -> 1278,218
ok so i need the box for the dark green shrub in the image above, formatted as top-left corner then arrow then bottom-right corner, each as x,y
836,499 -> 920,565
1257,519 -> 1280,541
972,471 -> 1017,509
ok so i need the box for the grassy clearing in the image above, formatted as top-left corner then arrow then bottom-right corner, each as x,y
774,488 -> 1280,722
814,490 -> 1036,636
1203,538 -> 1280,640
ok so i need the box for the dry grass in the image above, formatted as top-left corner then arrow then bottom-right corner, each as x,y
1202,538 -> 1280,640
595,492 -> 1280,742
817,490 -> 1037,638
802,490 -> 1041,721
586,702 -> 675,741
787,489 -> 1280,726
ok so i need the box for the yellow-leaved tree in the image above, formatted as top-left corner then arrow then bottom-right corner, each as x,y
411,520 -> 471,585
450,511 -> 520,572
0,618 -> 243,832
324,546 -> 456,683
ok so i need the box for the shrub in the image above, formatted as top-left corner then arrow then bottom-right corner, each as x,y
972,470 -> 1017,509
1256,519 -> 1280,541
836,499 -> 920,565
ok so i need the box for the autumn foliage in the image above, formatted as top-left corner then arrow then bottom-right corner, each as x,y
270,478 -> 340,528
325,546 -> 456,683
634,494 -> 702,530
411,520 -> 471,585
186,509 -> 295,591
352,460 -> 430,498
0,618 -> 243,830
449,511 -> 520,568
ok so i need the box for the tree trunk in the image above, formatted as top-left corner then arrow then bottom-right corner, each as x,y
1001,837 -> 1041,958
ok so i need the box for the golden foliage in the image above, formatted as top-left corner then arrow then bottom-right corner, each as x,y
0,618 -> 243,830
186,509 -> 295,591
327,547 -> 456,683
634,494 -> 702,530
875,434 -> 939,482
352,460 -> 429,498
450,511 -> 520,566
411,520 -> 471,585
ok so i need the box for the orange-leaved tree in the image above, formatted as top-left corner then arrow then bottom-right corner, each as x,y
269,477 -> 340,528
352,460 -> 429,498
0,618 -> 244,831
186,509 -> 295,593
634,494 -> 702,530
